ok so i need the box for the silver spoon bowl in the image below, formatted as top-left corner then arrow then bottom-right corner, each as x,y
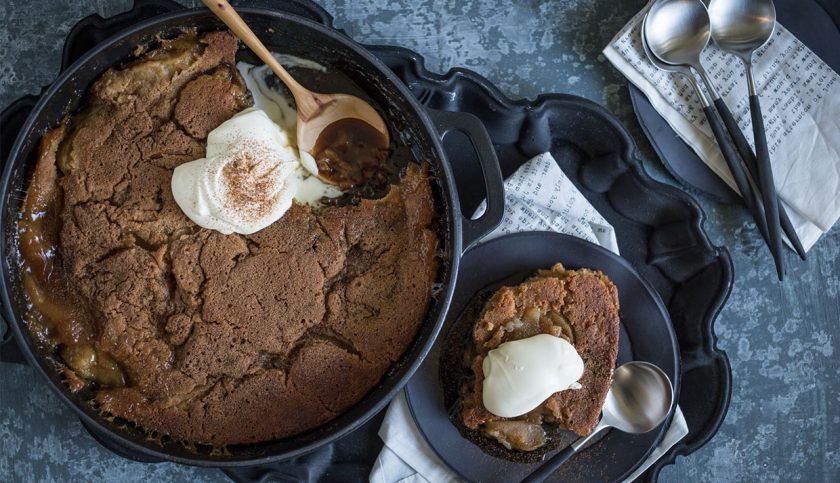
709,0 -> 776,82
645,0 -> 720,97
640,13 -> 710,106
645,0 -> 712,67
601,361 -> 675,434
521,361 -> 674,483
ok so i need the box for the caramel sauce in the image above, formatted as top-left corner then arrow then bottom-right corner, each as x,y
19,128 -> 125,389
311,118 -> 390,189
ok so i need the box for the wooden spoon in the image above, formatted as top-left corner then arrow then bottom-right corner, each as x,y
202,0 -> 390,176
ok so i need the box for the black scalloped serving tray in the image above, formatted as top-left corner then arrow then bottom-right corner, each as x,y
0,1 -> 733,481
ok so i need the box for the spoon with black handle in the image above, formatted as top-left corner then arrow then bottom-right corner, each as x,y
520,361 -> 674,483
707,0 -> 806,261
645,0 -> 786,279
641,9 -> 773,252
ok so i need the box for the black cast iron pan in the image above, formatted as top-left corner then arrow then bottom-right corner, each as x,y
0,2 -> 505,467
406,231 -> 680,482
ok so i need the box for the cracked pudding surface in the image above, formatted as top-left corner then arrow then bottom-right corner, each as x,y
17,31 -> 440,445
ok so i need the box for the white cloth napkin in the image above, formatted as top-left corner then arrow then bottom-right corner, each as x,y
603,2 -> 840,251
370,153 -> 688,483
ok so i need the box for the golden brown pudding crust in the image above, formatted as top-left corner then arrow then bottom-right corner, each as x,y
19,31 -> 440,445
460,263 -> 620,452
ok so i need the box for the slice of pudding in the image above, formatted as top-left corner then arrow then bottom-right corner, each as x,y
460,263 -> 620,453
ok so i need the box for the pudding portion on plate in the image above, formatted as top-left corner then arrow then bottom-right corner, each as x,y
456,263 -> 620,458
18,30 -> 440,445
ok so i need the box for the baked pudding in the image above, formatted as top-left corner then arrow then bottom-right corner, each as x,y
17,30 -> 440,445
442,263 -> 620,461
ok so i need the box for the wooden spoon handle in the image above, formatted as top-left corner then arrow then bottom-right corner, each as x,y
201,0 -> 307,98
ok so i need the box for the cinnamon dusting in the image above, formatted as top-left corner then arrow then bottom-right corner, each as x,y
219,143 -> 280,222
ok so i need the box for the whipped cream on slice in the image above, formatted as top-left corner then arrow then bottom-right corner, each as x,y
482,333 -> 584,418
172,108 -> 301,235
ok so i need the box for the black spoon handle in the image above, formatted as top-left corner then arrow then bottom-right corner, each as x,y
713,97 -> 806,262
702,105 -> 771,246
520,446 -> 576,483
748,94 -> 785,279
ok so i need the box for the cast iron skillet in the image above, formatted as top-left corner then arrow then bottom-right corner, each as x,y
0,6 -> 505,467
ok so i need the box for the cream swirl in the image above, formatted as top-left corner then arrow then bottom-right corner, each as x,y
171,108 -> 299,235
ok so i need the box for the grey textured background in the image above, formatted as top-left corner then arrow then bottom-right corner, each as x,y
1,0 -> 838,482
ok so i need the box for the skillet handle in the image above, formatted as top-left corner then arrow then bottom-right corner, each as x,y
426,109 -> 505,252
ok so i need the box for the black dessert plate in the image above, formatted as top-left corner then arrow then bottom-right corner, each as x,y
0,1 -> 733,481
406,231 -> 680,482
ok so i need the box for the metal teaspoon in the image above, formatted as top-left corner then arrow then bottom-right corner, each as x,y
641,5 -> 773,251
708,0 -> 806,261
520,361 -> 674,483
645,0 -> 787,279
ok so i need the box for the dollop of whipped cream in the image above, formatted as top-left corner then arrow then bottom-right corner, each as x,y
171,107 -> 300,235
482,333 -> 584,418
